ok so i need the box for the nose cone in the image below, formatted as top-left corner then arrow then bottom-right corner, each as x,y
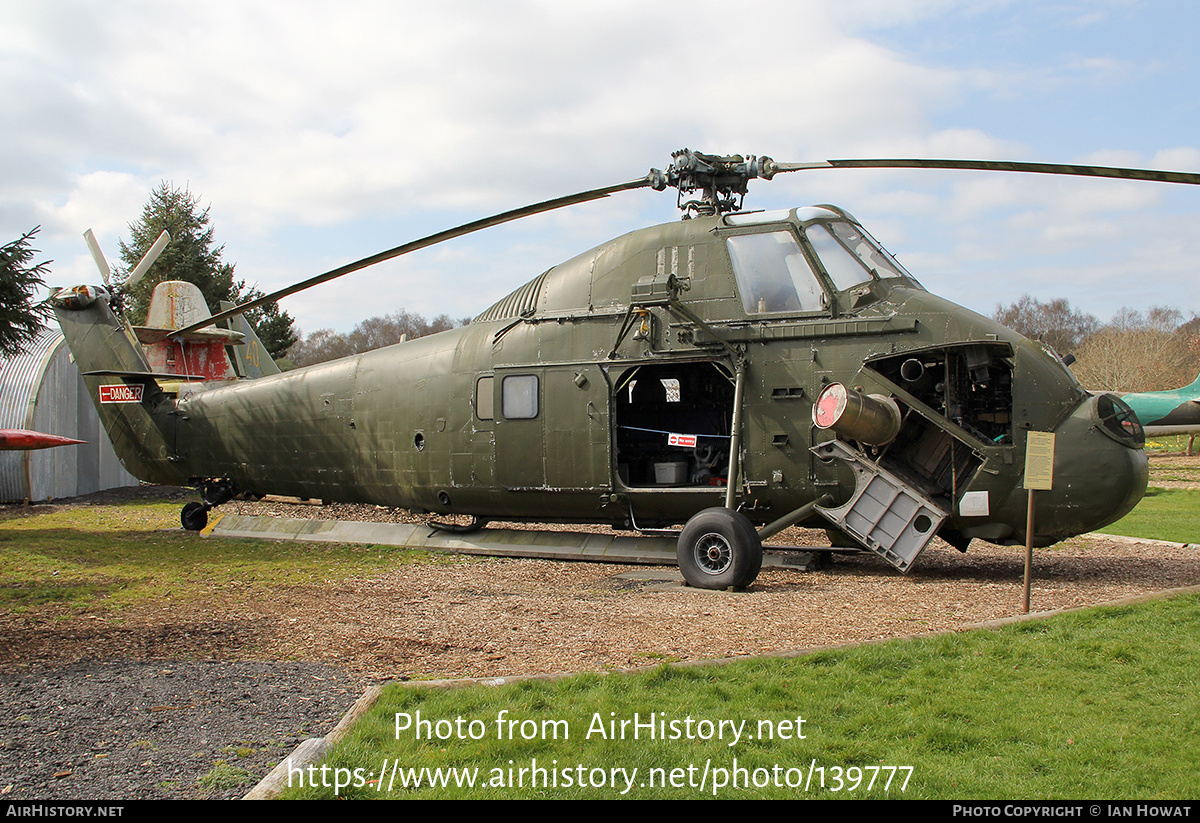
1029,394 -> 1148,544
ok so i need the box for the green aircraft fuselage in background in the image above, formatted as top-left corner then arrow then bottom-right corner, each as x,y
1118,374 -> 1200,437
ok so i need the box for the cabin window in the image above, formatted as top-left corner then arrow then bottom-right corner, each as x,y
502,374 -> 539,419
726,231 -> 825,315
476,376 -> 494,420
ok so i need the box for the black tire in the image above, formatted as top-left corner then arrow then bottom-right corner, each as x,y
677,507 -> 763,590
181,501 -> 208,531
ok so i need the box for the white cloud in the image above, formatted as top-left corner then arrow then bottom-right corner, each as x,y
38,171 -> 148,236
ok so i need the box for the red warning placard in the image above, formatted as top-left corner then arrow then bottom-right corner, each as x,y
99,384 -> 143,404
667,433 -> 697,448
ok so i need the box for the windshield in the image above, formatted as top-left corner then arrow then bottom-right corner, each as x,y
805,221 -> 921,290
805,224 -> 873,290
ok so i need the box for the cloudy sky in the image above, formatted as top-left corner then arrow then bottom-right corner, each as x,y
3,0 -> 1198,335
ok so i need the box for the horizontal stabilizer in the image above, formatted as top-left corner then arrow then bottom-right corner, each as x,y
132,325 -> 245,344
82,369 -> 207,381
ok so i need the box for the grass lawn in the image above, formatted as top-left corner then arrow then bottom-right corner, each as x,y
0,498 -> 437,614
1102,487 -> 1200,544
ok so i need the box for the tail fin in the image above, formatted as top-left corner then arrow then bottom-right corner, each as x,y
218,300 -> 282,378
133,281 -> 241,381
51,286 -> 183,484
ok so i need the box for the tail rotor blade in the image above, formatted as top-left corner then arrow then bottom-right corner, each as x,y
125,230 -> 171,289
83,229 -> 111,287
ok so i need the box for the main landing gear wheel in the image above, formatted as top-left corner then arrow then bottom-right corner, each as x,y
181,501 -> 208,531
677,507 -> 763,590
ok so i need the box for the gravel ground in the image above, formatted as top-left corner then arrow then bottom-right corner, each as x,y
0,660 -> 358,800
1,477 -> 1198,800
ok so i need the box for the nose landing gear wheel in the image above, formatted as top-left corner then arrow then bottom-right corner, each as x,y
677,507 -> 763,590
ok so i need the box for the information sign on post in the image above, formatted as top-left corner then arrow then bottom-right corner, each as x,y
1022,431 -> 1055,613
1024,431 -> 1056,491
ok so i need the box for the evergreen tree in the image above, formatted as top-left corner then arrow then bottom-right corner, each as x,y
117,182 -> 296,359
0,227 -> 51,358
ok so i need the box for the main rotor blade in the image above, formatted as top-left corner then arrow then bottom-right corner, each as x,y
125,230 -> 171,289
768,158 -> 1200,186
164,175 -> 655,339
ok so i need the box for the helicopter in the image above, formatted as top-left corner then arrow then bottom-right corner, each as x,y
51,149 -> 1176,590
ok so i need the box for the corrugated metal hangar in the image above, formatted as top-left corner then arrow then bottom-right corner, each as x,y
0,327 -> 139,502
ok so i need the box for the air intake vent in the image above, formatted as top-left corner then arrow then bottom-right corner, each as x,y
474,271 -> 548,323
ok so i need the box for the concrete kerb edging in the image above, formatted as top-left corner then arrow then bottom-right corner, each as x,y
243,582 -> 1200,799
245,684 -> 386,800
1090,532 -> 1199,550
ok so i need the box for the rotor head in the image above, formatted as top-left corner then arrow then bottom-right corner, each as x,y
652,148 -> 775,217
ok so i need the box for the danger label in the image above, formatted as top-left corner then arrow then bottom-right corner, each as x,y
667,433 -> 697,448
99,384 -> 143,404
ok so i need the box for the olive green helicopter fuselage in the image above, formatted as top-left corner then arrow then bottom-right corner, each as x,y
54,201 -> 1148,574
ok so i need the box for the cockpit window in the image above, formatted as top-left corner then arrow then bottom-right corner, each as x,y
829,222 -> 909,279
805,220 -> 920,292
726,231 -> 825,315
805,223 -> 874,291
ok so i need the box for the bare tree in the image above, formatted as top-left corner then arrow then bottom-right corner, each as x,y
1070,307 -> 1200,392
288,310 -> 468,368
993,295 -> 1098,356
